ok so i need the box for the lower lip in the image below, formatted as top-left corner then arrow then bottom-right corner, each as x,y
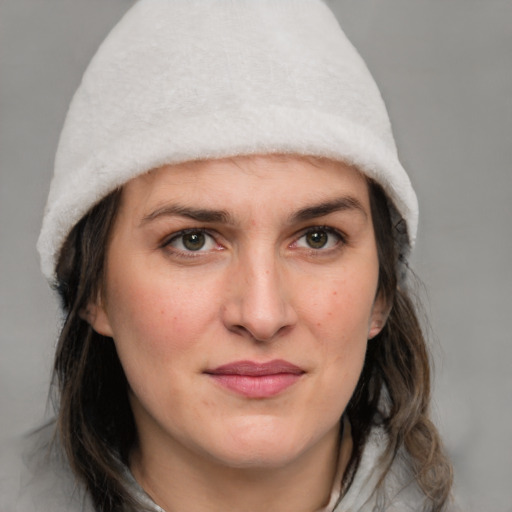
208,373 -> 302,398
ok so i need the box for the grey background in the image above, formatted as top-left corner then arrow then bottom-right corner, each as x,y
1,1 -> 511,510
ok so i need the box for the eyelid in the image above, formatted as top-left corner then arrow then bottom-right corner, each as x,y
162,228 -> 221,254
292,225 -> 346,250
160,225 -> 346,257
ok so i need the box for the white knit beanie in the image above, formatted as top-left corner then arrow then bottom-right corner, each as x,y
38,0 -> 418,284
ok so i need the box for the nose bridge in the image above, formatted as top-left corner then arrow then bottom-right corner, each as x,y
224,241 -> 296,342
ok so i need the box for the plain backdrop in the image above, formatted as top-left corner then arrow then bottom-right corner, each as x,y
1,1 -> 511,511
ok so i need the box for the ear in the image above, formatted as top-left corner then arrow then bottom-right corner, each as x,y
368,292 -> 391,340
79,296 -> 114,338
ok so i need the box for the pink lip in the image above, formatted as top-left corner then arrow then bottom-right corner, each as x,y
205,360 -> 305,398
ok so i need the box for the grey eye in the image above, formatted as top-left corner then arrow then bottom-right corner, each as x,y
168,230 -> 216,252
182,232 -> 206,251
296,228 -> 341,250
306,230 -> 329,249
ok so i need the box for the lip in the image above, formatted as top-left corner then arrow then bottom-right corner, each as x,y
205,359 -> 305,398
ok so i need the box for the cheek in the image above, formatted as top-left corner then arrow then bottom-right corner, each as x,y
303,273 -> 377,342
299,272 -> 376,405
104,270 -> 220,371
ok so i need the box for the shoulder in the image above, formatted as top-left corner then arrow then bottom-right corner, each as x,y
0,423 -> 94,512
335,426 -> 460,512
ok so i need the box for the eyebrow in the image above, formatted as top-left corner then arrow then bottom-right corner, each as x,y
140,196 -> 367,227
291,196 -> 367,223
140,204 -> 233,226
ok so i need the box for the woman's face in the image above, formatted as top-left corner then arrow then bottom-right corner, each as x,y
89,155 -> 386,470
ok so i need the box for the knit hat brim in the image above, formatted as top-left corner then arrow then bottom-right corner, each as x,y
38,0 -> 418,283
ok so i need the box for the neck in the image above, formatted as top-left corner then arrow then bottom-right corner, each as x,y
130,422 -> 352,512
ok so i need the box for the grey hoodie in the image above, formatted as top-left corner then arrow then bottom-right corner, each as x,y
0,424 -> 454,512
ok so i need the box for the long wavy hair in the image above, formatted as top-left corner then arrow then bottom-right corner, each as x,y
51,178 -> 453,511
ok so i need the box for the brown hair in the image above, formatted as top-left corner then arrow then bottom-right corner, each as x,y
346,181 -> 453,509
51,181 -> 453,511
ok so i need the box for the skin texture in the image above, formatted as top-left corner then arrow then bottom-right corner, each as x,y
87,155 -> 387,512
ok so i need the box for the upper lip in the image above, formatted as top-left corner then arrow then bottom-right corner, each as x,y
205,359 -> 304,376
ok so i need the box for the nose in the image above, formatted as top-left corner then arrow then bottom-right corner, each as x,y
221,252 -> 298,343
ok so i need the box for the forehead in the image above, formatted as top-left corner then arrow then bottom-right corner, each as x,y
119,154 -> 370,216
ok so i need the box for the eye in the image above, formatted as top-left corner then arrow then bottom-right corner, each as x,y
295,227 -> 343,250
166,229 -> 217,252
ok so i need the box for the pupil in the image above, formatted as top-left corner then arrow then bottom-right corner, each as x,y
183,232 -> 205,251
307,230 -> 327,248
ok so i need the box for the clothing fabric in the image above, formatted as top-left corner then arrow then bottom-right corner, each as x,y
37,0 -> 418,285
1,424 -> 436,512
121,427 -> 428,512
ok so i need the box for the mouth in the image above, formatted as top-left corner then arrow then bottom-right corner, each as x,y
204,360 -> 305,398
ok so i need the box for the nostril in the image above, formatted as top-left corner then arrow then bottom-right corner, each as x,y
228,323 -> 291,343
231,324 -> 246,335
227,324 -> 254,339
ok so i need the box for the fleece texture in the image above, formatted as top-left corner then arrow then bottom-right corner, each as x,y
37,0 -> 418,282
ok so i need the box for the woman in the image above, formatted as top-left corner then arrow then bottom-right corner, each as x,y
29,0 -> 453,510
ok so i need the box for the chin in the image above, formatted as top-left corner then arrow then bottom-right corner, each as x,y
199,417 -> 329,470
209,443 -> 306,470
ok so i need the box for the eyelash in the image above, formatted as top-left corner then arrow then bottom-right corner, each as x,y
293,226 -> 346,253
162,228 -> 221,257
161,226 -> 346,258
